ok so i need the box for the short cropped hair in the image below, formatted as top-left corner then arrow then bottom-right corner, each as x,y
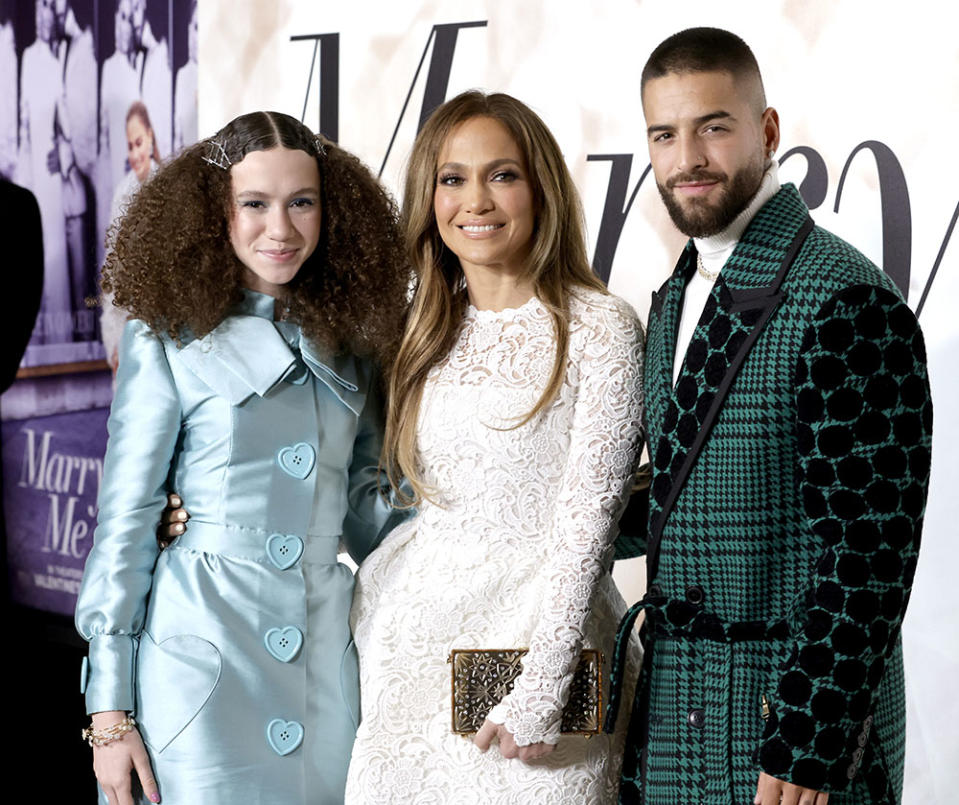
641,27 -> 766,107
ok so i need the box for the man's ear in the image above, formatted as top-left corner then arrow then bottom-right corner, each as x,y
762,107 -> 781,156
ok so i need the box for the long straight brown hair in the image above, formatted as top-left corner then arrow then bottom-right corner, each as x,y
383,91 -> 606,505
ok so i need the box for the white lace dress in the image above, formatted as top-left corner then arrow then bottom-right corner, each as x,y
345,289 -> 644,804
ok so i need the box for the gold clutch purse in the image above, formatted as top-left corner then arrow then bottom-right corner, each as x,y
447,648 -> 603,735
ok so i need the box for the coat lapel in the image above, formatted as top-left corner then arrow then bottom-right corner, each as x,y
644,247 -> 693,434
175,315 -> 299,405
645,184 -> 814,578
298,338 -> 370,417
174,299 -> 370,414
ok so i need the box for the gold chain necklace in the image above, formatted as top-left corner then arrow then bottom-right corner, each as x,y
696,253 -> 720,281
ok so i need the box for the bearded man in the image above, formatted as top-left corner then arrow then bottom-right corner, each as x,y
607,27 -> 933,805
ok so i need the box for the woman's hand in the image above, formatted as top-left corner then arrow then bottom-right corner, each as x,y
157,493 -> 189,548
754,771 -> 829,805
90,711 -> 160,804
473,718 -> 555,763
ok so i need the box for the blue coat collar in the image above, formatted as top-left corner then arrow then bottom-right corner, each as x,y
173,290 -> 369,414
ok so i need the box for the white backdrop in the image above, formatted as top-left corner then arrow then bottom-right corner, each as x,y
197,1 -> 958,799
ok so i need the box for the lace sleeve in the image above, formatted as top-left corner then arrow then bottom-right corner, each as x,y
490,297 -> 645,745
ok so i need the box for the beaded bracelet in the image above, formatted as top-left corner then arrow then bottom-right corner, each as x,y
81,715 -> 137,747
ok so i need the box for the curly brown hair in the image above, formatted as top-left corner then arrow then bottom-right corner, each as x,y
102,111 -> 410,364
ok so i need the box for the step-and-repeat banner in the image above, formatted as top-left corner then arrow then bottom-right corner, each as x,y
194,1 -> 956,798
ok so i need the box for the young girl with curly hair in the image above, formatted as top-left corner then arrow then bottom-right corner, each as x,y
75,110 -> 410,805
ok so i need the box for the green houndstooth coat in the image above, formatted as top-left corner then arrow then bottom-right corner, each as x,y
607,184 -> 933,805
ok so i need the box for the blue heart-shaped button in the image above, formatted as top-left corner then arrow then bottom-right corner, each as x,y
265,533 -> 304,570
277,442 -> 315,480
266,718 -> 304,756
264,626 -> 303,663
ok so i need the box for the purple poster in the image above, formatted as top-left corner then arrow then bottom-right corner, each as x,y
3,408 -> 108,616
1,0 -> 196,616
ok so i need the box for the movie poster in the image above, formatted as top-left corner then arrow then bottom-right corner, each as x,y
0,0 -> 198,616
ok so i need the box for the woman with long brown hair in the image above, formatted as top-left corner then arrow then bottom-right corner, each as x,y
346,91 -> 644,802
75,110 -> 409,805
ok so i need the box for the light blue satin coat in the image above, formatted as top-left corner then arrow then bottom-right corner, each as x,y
75,290 -> 398,804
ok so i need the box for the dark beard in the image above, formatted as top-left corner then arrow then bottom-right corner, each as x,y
657,160 -> 765,238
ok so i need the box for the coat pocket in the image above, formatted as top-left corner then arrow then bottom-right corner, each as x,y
135,631 -> 222,753
339,638 -> 360,731
730,639 -> 792,799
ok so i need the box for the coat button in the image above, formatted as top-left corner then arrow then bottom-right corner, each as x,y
266,533 -> 305,570
687,708 -> 705,729
79,657 -> 89,694
266,718 -> 304,756
648,583 -> 664,598
846,763 -> 858,780
276,442 -> 316,479
684,585 -> 705,606
264,626 -> 304,663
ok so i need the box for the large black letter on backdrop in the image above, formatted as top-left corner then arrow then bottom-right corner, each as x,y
778,146 -> 829,210
915,200 -> 958,318
379,20 -> 487,177
834,141 -> 911,297
292,33 -> 340,142
586,154 -> 652,283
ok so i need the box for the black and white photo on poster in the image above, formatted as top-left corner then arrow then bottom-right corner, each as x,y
0,0 -> 197,372
1,0 -> 197,622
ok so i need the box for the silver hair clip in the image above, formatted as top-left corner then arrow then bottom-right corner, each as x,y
313,135 -> 327,157
202,138 -> 232,169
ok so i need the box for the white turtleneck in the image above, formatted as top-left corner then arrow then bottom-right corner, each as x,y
672,162 -> 782,384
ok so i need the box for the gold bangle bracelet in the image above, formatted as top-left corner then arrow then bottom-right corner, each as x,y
81,715 -> 136,747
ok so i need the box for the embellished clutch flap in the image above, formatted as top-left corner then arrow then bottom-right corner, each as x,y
447,648 -> 603,735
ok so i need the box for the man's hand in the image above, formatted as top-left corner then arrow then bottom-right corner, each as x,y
157,492 -> 189,548
46,145 -> 60,175
755,771 -> 829,805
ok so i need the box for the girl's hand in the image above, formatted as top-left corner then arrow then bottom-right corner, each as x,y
473,718 -> 555,763
90,711 -> 160,804
157,493 -> 189,548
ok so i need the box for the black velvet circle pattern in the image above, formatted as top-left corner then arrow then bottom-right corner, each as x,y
761,284 -> 933,790
650,289 -> 756,523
